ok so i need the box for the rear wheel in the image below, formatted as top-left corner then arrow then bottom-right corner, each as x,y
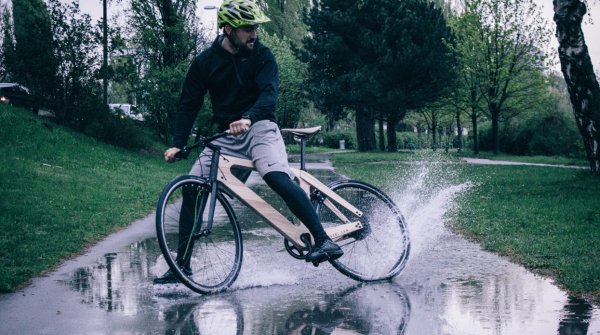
156,175 -> 242,294
313,180 -> 410,281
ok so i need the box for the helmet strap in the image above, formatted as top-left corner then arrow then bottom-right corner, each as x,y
223,27 -> 241,53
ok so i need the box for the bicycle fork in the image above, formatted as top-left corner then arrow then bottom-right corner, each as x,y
180,148 -> 221,266
203,145 -> 221,235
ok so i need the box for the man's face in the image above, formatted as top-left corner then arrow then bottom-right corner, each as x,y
231,25 -> 259,51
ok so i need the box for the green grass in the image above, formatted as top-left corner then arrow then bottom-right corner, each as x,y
448,166 -> 600,298
331,151 -> 600,303
0,106 -> 186,292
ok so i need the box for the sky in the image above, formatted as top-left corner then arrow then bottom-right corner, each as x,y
75,0 -> 600,72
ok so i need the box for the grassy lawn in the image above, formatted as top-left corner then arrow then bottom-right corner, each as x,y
331,151 -> 600,303
0,106 -> 186,292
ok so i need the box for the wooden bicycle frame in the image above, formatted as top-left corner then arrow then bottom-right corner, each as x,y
214,153 -> 364,250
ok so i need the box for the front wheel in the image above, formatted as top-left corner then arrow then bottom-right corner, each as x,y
155,175 -> 243,294
313,180 -> 410,281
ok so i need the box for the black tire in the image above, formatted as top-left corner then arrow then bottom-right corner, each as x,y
156,175 -> 243,294
313,180 -> 410,281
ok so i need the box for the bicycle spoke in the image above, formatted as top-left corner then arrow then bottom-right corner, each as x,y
156,176 -> 243,294
315,180 -> 410,281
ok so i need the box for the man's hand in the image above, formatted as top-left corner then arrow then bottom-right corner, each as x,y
164,147 -> 181,163
229,118 -> 252,135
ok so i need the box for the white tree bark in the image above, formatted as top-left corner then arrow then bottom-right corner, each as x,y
554,0 -> 600,174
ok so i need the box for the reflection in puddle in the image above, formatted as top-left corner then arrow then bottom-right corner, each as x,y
559,296 -> 594,335
157,298 -> 243,335
65,239 -> 162,315
155,283 -> 410,335
54,163 -> 599,334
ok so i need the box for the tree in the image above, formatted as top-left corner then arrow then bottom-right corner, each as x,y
455,0 -> 551,155
260,32 -> 309,129
302,0 -> 456,151
377,0 -> 457,151
258,0 -> 310,47
3,0 -> 56,109
46,0 -> 103,126
129,0 -> 199,69
553,0 -> 600,174
126,0 -> 201,143
448,11 -> 486,153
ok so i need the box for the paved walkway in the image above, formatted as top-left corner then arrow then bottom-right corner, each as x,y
462,157 -> 587,169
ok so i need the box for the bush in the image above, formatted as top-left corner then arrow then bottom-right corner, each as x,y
82,112 -> 150,149
396,132 -> 429,150
321,130 -> 355,149
478,114 -> 583,157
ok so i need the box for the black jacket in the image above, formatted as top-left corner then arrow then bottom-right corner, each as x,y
172,36 -> 279,148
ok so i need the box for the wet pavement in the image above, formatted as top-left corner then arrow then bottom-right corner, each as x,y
1,156 -> 599,334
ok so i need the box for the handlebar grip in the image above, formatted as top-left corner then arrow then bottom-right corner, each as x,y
174,148 -> 191,159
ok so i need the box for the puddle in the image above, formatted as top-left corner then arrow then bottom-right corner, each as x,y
1,158 -> 598,334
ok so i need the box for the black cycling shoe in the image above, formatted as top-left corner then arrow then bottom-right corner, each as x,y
305,239 -> 344,263
153,267 -> 192,284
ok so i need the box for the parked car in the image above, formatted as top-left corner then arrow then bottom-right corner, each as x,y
109,103 -> 144,122
0,83 -> 38,113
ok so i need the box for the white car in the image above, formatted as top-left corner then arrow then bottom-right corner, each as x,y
109,103 -> 144,122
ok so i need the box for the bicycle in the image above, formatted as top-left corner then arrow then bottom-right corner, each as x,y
155,126 -> 410,294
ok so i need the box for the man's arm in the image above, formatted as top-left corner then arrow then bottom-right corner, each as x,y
172,57 -> 209,149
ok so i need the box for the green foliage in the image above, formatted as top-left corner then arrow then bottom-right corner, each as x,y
396,131 -> 429,150
448,0 -> 552,154
260,32 -> 309,129
4,0 -> 56,107
1,0 -> 155,151
139,64 -> 188,144
47,0 -> 103,125
321,130 -> 355,150
478,113 -> 583,157
258,0 -> 310,48
301,0 -> 457,151
122,1 -> 205,145
81,112 -> 151,149
128,0 -> 200,68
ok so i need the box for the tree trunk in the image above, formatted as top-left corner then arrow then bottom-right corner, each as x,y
431,114 -> 437,150
386,111 -> 398,152
490,103 -> 500,155
455,109 -> 463,152
471,109 -> 479,154
356,108 -> 376,151
553,0 -> 600,174
378,115 -> 385,151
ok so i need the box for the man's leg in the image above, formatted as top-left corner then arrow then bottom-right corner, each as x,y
263,171 -> 343,262
247,121 -> 342,263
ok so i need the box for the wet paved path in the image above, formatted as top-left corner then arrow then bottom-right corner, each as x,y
1,156 -> 599,334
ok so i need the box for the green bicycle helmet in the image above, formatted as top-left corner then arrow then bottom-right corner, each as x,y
217,0 -> 271,28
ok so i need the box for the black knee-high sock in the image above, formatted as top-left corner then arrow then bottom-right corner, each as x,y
263,171 -> 329,244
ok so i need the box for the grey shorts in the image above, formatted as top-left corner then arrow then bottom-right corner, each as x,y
189,120 -> 292,179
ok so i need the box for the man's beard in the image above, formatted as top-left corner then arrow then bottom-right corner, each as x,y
232,34 -> 255,52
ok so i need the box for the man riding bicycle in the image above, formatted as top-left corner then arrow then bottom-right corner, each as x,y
154,0 -> 343,284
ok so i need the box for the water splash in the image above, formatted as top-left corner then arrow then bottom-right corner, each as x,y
388,154 -> 472,259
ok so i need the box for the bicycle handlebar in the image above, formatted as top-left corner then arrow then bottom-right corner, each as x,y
174,130 -> 230,159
